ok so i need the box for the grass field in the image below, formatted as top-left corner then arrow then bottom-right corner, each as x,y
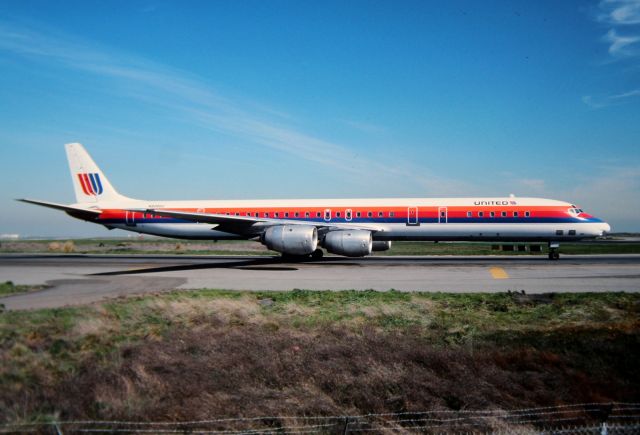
0,281 -> 43,297
2,237 -> 640,256
1,289 -> 639,432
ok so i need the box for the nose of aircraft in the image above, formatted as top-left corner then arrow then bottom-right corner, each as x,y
600,222 -> 611,235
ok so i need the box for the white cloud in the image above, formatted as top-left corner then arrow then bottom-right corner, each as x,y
599,0 -> 640,25
582,88 -> 640,108
0,20 -> 465,195
584,2 -> 640,109
604,28 -> 640,56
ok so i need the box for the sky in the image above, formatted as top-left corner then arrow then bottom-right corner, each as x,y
0,0 -> 639,237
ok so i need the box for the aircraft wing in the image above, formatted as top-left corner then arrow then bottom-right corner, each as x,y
18,199 -> 102,220
132,208 -> 385,235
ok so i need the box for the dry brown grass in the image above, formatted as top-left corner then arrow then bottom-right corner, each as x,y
1,291 -> 639,433
7,323 -> 627,432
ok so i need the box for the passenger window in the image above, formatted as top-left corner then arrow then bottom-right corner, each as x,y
479,211 -> 484,217
389,212 -> 395,217
336,212 -> 341,218
490,211 -> 495,218
235,212 -> 240,216
467,211 -> 472,218
294,212 -> 299,218
569,230 -> 576,235
284,212 -> 289,218
556,230 -> 564,235
368,211 -> 373,218
501,211 -> 507,217
345,209 -> 352,221
324,209 -> 331,221
356,211 -> 361,218
265,212 -> 269,218
305,212 -> 310,218
378,211 -> 383,217
513,211 -> 519,217
525,211 -> 531,217
316,211 -> 321,218
274,212 -> 279,218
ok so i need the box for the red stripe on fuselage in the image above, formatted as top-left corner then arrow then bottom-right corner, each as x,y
96,205 -> 576,222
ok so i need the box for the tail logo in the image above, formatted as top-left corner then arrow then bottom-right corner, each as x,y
77,173 -> 103,195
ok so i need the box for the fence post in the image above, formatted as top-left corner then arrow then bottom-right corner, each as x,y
342,416 -> 349,435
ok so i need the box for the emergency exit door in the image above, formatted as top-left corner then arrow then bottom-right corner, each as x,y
438,207 -> 448,223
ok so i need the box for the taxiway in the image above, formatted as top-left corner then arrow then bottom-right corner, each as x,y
1,254 -> 639,310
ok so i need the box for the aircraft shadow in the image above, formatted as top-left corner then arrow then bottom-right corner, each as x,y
90,256 -> 356,276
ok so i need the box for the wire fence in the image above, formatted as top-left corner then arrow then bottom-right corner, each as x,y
1,402 -> 640,434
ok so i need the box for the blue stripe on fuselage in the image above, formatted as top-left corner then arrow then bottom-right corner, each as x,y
97,216 -> 603,225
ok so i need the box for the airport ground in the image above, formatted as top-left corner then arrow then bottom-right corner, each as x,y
0,254 -> 639,310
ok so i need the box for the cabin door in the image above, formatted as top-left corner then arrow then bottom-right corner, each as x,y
407,206 -> 419,226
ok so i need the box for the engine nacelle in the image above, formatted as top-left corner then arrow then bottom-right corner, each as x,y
372,241 -> 392,252
323,230 -> 372,257
263,225 -> 318,256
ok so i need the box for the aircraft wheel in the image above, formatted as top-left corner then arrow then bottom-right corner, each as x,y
311,249 -> 324,259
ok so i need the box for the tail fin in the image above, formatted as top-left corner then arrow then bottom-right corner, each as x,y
65,143 -> 129,203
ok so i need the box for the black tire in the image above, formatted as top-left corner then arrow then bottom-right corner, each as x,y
311,249 -> 324,259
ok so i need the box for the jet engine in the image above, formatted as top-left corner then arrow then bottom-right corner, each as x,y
262,225 -> 318,256
323,230 -> 372,257
372,241 -> 392,252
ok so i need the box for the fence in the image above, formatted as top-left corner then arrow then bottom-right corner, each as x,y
1,402 -> 640,434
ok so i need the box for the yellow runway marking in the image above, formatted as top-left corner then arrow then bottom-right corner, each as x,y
489,267 -> 509,279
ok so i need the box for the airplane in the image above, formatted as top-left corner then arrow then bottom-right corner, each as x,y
18,143 -> 611,260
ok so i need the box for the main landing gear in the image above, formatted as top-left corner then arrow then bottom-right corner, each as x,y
548,242 -> 560,260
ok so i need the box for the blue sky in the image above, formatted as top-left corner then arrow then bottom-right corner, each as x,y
0,0 -> 639,237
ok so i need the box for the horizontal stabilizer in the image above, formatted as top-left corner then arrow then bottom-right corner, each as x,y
17,198 -> 102,219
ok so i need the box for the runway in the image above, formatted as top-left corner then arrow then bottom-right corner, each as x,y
1,254 -> 639,310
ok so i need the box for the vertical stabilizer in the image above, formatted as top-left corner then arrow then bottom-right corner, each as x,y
65,143 -> 128,203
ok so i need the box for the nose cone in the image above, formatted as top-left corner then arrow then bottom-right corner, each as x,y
600,222 -> 611,236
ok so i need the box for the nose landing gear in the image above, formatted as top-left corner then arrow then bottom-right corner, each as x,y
548,242 -> 560,260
